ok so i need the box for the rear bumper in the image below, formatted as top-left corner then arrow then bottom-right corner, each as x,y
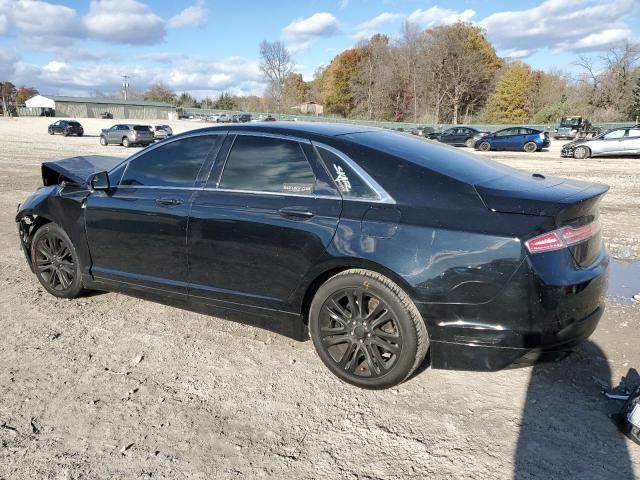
417,250 -> 608,371
427,305 -> 603,370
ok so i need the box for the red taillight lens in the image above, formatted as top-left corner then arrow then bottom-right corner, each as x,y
525,220 -> 600,254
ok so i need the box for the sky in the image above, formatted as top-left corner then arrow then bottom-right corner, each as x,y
0,0 -> 639,99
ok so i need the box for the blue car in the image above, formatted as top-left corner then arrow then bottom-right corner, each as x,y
474,127 -> 550,153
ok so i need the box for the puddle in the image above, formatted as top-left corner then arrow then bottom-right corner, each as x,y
608,259 -> 640,304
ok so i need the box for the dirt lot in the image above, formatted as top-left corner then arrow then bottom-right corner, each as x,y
0,117 -> 639,479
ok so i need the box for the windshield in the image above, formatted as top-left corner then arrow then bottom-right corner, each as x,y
560,117 -> 580,127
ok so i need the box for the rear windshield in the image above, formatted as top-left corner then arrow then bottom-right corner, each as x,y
68,121 -> 81,127
346,131 -> 519,184
134,125 -> 150,131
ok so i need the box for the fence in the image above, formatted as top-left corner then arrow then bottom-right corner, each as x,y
179,108 -> 632,133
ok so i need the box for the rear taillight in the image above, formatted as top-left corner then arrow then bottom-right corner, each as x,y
525,220 -> 600,254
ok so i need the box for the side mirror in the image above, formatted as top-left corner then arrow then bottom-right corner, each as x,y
90,171 -> 110,191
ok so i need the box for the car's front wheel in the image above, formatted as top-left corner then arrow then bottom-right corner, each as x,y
100,136 -> 108,146
122,137 -> 130,147
523,141 -> 538,153
574,145 -> 591,159
31,223 -> 84,299
478,141 -> 491,152
309,269 -> 428,389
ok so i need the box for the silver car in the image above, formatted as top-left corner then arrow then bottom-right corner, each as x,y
100,124 -> 155,148
561,126 -> 640,159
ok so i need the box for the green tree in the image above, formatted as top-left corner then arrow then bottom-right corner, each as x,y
630,74 -> 640,122
213,93 -> 238,110
144,83 -> 177,104
176,92 -> 198,108
486,61 -> 532,123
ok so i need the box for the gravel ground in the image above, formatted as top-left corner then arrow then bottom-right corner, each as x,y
0,117 -> 639,479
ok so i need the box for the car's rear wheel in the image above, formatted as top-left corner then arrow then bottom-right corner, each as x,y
574,145 -> 591,159
122,137 -> 130,147
31,223 -> 84,299
100,136 -> 108,146
523,141 -> 538,153
464,137 -> 475,148
309,269 -> 428,389
478,141 -> 491,152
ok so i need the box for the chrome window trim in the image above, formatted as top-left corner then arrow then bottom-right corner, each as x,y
227,130 -> 312,144
203,187 -> 339,200
312,141 -> 396,205
115,185 -> 199,191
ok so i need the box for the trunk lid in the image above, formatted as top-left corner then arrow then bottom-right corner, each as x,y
475,171 -> 608,267
42,155 -> 123,187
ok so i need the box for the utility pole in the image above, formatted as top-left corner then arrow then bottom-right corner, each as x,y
122,75 -> 130,101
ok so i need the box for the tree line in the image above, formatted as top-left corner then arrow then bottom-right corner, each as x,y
261,21 -> 640,124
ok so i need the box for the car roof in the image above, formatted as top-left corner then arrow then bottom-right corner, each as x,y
190,121 -> 379,138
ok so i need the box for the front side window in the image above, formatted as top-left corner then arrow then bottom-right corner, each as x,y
604,129 -> 625,140
219,135 -> 316,194
316,146 -> 377,200
121,135 -> 218,187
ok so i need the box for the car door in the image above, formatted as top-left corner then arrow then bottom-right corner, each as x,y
440,128 -> 457,145
624,128 -> 640,154
106,125 -> 121,143
187,132 -> 342,312
491,128 -> 516,150
53,120 -> 63,133
85,133 -> 224,296
600,128 -> 627,154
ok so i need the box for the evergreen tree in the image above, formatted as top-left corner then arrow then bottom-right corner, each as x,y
486,62 -> 532,123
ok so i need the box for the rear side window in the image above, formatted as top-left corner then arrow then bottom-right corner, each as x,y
316,146 -> 377,199
628,129 -> 640,138
121,135 -> 218,187
134,125 -> 150,131
220,135 -> 316,194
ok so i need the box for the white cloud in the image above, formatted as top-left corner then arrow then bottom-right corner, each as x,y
168,1 -> 208,29
83,0 -> 165,45
480,0 -> 637,54
354,12 -> 403,39
10,0 -> 84,39
282,12 -> 340,53
407,6 -> 475,27
498,48 -> 532,59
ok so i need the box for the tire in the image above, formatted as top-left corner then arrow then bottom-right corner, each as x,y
31,223 -> 84,299
63,129 -> 69,137
100,136 -> 108,146
478,141 -> 491,152
574,145 -> 591,159
523,142 -> 538,153
48,127 -> 54,135
464,137 -> 475,148
78,132 -> 83,137
122,137 -> 130,147
309,269 -> 428,389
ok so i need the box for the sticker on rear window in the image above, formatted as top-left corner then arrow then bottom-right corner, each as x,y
333,164 -> 352,193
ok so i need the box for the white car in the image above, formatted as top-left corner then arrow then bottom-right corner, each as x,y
561,126 -> 640,158
149,124 -> 173,140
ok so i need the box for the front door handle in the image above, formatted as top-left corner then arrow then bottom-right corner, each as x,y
156,197 -> 181,207
278,206 -> 314,219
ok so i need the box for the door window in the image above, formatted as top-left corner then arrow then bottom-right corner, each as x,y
626,129 -> 640,138
495,128 -> 516,137
121,135 -> 218,187
316,146 -> 377,199
219,135 -> 316,194
603,129 -> 625,139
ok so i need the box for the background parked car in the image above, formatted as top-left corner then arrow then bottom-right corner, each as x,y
238,114 -> 252,123
427,127 -> 488,147
561,126 -> 640,159
99,124 -> 154,147
100,112 -> 113,119
474,127 -> 550,153
47,120 -> 83,137
149,124 -> 173,141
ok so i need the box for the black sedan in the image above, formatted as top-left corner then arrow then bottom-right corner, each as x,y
48,120 -> 84,137
16,123 -> 609,389
427,126 -> 487,147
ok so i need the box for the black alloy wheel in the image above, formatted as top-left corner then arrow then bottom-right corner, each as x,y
478,141 -> 491,152
31,223 -> 83,298
523,141 -> 538,153
309,269 -> 428,389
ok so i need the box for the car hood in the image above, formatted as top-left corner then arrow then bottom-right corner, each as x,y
42,155 -> 122,187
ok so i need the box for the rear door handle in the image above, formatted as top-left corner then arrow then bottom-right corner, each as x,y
278,206 -> 314,219
156,197 -> 181,207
